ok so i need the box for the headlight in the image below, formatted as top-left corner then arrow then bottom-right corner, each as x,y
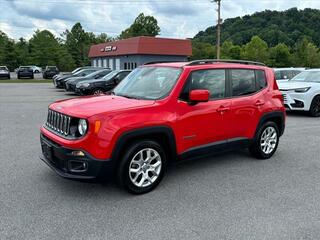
76,82 -> 90,88
78,119 -> 88,136
294,87 -> 311,93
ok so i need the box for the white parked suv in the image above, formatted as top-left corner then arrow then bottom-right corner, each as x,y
278,69 -> 320,117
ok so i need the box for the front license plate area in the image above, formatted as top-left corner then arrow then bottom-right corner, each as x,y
42,141 -> 53,162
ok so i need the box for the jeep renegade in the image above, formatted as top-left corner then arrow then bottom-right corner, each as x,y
40,60 -> 286,194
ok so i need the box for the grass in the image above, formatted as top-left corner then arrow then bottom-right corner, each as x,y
0,79 -> 52,83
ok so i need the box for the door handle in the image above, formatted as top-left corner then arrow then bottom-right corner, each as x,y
217,106 -> 230,113
254,100 -> 265,106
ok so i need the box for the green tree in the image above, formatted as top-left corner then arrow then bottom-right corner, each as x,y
269,43 -> 292,67
241,36 -> 269,63
15,38 -> 30,66
63,23 -> 92,66
293,38 -> 320,68
2,40 -> 18,71
221,41 -> 241,59
29,30 -> 61,67
190,41 -> 216,60
119,13 -> 160,39
0,31 -> 11,65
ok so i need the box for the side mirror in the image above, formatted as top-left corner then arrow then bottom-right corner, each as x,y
189,89 -> 210,103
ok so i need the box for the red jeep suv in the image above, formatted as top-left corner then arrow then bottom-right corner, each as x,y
40,60 -> 286,194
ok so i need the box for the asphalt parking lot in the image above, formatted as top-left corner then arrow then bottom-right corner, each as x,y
1,83 -> 320,240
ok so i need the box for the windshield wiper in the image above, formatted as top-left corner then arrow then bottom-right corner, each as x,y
117,94 -> 141,100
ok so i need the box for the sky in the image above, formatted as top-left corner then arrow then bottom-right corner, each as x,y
1,0 -> 320,40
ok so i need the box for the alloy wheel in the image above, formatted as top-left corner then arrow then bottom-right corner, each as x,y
129,148 -> 162,188
260,126 -> 278,155
93,89 -> 104,95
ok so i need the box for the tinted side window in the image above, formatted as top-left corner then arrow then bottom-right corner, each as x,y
256,70 -> 267,90
180,69 -> 226,101
231,69 -> 256,96
191,69 -> 226,99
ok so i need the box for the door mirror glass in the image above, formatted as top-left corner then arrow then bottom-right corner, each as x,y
189,89 -> 210,103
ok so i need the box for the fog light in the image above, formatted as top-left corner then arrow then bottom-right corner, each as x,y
68,160 -> 88,173
71,150 -> 85,157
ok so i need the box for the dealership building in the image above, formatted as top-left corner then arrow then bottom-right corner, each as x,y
88,36 -> 192,70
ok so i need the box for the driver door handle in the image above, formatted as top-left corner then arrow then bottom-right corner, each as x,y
217,105 -> 230,114
254,100 -> 265,106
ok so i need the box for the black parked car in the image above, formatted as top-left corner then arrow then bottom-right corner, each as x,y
52,66 -> 91,81
17,66 -> 34,79
43,66 -> 59,79
54,68 -> 107,88
65,69 -> 112,92
0,66 -> 10,79
75,70 -> 131,95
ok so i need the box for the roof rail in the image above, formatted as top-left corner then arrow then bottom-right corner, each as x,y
143,61 -> 187,65
186,59 -> 266,66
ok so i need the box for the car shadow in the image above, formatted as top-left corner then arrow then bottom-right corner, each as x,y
40,149 -> 255,198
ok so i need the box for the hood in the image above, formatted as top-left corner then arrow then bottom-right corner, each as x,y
57,74 -> 72,81
49,95 -> 155,118
278,81 -> 317,90
67,77 -> 93,84
74,78 -> 104,85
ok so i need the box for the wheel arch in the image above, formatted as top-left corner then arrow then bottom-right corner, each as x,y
111,126 -> 177,166
255,111 -> 285,139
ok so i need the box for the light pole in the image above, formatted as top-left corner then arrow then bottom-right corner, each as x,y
214,0 -> 222,59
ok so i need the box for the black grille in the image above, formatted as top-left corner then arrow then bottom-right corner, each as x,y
46,109 -> 71,136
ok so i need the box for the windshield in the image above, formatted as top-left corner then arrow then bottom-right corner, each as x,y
103,71 -> 120,80
290,71 -> 320,83
74,69 -> 96,77
72,67 -> 82,74
47,67 -> 57,71
0,67 -> 8,70
114,67 -> 182,100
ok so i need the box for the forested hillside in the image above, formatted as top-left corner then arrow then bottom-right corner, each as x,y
194,8 -> 320,47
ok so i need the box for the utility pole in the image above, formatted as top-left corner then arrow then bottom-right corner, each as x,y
214,0 -> 222,59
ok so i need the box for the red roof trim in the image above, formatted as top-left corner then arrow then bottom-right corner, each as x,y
88,36 -> 192,58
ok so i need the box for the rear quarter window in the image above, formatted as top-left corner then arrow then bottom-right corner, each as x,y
231,69 -> 256,96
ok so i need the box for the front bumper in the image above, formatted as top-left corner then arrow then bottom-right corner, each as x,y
0,73 -> 10,78
281,91 -> 310,111
75,87 -> 91,95
65,83 -> 76,92
40,134 -> 114,180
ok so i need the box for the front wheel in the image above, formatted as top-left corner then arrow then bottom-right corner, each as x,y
249,122 -> 279,159
92,88 -> 105,95
117,141 -> 166,194
309,96 -> 320,117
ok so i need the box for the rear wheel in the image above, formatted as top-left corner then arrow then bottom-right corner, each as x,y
309,95 -> 320,117
92,88 -> 105,95
117,140 -> 166,194
17,74 -> 20,79
31,74 -> 34,79
249,122 -> 279,159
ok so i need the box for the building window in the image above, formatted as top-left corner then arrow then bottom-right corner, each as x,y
124,63 -> 127,70
131,62 -> 134,69
134,63 -> 137,68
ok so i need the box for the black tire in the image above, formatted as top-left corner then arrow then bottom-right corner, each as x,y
92,88 -> 105,95
117,140 -> 167,194
309,95 -> 320,117
31,74 -> 34,79
17,74 -> 20,79
7,75 -> 10,80
249,121 -> 279,159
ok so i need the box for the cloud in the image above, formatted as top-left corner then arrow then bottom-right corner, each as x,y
1,0 -> 320,40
